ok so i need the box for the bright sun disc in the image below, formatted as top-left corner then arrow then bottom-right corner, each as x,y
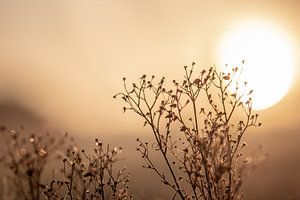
218,21 -> 294,110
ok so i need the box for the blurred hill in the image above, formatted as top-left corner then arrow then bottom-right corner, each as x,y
0,101 -> 45,131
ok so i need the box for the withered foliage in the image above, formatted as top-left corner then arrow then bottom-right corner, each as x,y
0,128 -> 132,200
115,63 -> 263,200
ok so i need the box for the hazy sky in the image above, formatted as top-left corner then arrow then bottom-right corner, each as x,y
0,0 -> 299,134
0,1 -> 300,199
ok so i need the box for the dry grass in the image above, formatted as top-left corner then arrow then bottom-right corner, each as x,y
115,62 -> 265,200
0,128 -> 132,200
0,62 -> 266,200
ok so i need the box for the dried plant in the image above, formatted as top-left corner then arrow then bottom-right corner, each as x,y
115,62 -> 263,200
43,139 -> 132,200
0,127 -> 70,200
0,127 -> 132,200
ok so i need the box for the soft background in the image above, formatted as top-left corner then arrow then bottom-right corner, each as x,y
0,0 -> 299,199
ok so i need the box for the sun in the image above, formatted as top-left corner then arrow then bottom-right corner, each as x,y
218,20 -> 295,110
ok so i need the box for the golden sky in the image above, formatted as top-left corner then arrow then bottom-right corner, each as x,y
0,1 -> 299,199
0,0 -> 299,134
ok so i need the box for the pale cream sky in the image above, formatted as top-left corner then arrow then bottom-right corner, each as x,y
0,1 -> 300,199
0,0 -> 299,135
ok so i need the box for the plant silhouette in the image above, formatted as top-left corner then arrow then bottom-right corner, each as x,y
0,62 -> 265,200
115,62 -> 262,200
0,128 -> 132,200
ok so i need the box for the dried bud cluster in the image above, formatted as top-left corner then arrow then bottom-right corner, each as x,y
116,62 -> 264,200
0,128 -> 132,200
43,139 -> 132,200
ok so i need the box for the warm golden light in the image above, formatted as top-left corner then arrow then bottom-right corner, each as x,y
218,21 -> 294,110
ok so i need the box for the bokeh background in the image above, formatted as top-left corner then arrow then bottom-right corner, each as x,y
0,0 -> 299,199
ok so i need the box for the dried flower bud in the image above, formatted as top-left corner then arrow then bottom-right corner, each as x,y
39,149 -> 47,157
223,75 -> 230,80
10,130 -> 16,137
241,142 -> 247,148
20,148 -> 28,156
30,137 -> 35,143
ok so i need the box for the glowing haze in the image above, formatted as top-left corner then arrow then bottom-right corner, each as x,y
0,1 -> 300,198
218,20 -> 295,110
